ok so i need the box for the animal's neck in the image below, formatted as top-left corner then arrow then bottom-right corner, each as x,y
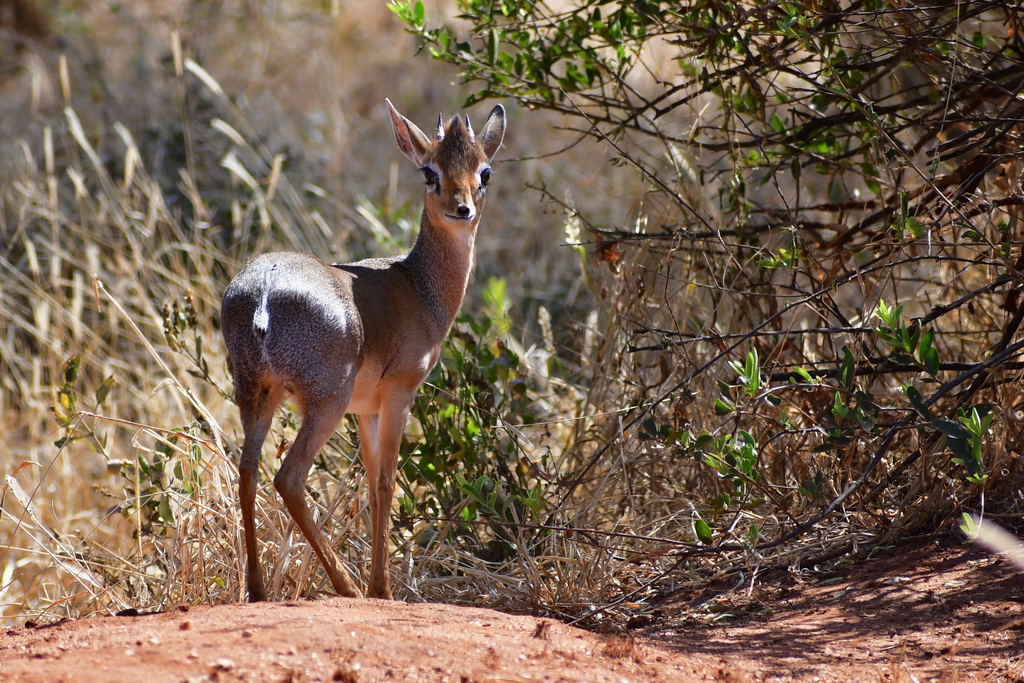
404,212 -> 477,333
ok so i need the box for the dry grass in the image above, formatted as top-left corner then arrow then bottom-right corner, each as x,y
0,0 -> 616,624
2,0 -> 1021,634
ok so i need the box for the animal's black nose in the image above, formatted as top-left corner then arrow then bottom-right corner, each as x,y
456,205 -> 471,218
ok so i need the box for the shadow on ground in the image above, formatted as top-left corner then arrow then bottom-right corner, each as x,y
645,541 -> 1024,681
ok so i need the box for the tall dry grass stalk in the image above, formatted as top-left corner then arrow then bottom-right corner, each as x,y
0,1 -> 607,625
2,50 -> 245,619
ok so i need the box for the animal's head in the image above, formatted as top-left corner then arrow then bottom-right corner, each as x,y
386,99 -> 506,232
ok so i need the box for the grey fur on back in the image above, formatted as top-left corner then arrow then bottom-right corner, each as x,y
223,251 -> 364,408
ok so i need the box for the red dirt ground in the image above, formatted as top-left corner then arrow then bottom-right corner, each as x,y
1,541 -> 1021,682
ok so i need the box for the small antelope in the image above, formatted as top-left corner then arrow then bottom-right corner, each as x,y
221,99 -> 506,600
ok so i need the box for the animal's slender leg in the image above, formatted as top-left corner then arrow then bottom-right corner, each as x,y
364,392 -> 412,599
237,384 -> 284,602
274,402 -> 362,598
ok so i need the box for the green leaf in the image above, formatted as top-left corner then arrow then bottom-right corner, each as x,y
874,300 -> 902,329
947,436 -> 971,464
158,495 -> 175,525
875,329 -> 900,347
54,434 -> 81,449
694,518 -> 714,545
931,419 -> 970,440
905,217 -> 925,238
917,329 -> 940,375
744,348 -> 760,396
838,345 -> 855,390
831,391 -> 849,419
95,375 -> 117,406
958,512 -> 980,540
793,366 -> 816,383
488,28 -> 500,65
918,328 -> 933,355
64,355 -> 81,384
904,386 -> 931,419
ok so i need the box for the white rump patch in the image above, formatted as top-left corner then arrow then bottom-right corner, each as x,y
253,265 -> 276,334
253,290 -> 270,334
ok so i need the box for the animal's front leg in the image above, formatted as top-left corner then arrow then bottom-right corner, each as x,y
364,393 -> 413,599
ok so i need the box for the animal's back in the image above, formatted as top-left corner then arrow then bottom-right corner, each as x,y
222,251 -> 364,405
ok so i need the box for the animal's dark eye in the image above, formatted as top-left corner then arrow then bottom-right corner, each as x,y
479,167 -> 492,186
421,167 -> 439,186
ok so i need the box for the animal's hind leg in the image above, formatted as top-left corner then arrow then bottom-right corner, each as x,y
237,382 -> 284,602
274,399 -> 362,598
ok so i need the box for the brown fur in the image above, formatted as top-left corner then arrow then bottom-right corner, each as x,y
221,99 -> 506,601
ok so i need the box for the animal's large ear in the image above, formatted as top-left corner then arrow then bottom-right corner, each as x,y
477,104 -> 506,161
386,98 -> 431,167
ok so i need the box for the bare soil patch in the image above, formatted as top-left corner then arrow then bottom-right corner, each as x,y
0,599 -> 685,683
1,542 -> 1021,682
647,540 -> 1024,681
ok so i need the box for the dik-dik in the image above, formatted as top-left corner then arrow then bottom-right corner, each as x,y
221,100 -> 506,600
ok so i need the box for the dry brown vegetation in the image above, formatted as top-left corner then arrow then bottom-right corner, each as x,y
1,7 -> 1022,674
0,0 -> 621,623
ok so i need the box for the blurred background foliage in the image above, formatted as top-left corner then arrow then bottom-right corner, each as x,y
1,0 -> 1021,626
